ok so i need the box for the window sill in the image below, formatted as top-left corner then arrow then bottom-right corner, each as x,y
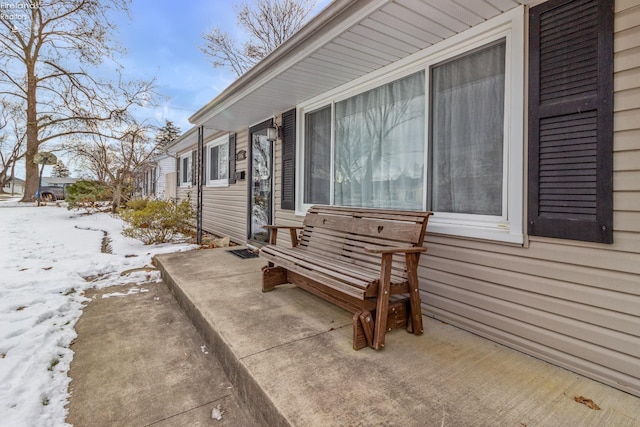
206,180 -> 229,188
427,220 -> 523,245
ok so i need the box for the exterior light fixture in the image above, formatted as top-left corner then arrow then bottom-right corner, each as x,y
266,124 -> 278,142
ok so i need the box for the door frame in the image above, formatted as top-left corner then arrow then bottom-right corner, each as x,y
247,118 -> 275,246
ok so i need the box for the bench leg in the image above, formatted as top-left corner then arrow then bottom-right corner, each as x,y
353,300 -> 410,350
353,310 -> 374,350
262,266 -> 288,292
405,253 -> 424,335
373,253 -> 393,349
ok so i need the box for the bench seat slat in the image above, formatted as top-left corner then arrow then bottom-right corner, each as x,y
261,248 -> 370,300
263,246 -> 411,298
262,246 -> 372,288
268,245 -> 409,285
300,239 -> 410,278
295,245 -> 408,284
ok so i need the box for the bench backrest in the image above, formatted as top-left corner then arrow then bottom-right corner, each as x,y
299,205 -> 432,278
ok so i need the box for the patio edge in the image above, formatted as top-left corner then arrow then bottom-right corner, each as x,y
154,254 -> 290,427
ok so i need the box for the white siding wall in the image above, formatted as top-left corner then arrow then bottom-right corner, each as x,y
156,155 -> 175,199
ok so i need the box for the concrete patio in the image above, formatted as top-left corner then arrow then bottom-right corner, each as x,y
154,247 -> 640,426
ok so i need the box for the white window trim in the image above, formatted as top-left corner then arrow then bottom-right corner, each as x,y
179,152 -> 192,188
206,134 -> 230,188
295,7 -> 524,244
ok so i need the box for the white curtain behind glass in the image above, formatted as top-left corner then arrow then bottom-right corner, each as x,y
304,106 -> 331,204
334,71 -> 425,209
431,41 -> 506,216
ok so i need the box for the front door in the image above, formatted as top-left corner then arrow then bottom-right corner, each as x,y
248,123 -> 273,245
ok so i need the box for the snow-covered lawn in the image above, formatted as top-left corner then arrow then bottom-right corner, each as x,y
0,202 -> 196,426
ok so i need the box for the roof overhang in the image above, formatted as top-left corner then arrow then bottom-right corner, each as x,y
190,0 -> 530,131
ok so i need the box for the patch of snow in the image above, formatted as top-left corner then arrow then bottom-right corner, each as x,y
211,404 -> 224,420
0,203 -> 197,426
101,287 -> 149,299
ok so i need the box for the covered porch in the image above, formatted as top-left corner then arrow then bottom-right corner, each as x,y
154,248 -> 640,426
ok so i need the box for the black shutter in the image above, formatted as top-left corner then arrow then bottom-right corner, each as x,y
176,156 -> 180,187
528,0 -> 613,243
228,133 -> 237,184
281,108 -> 296,210
191,150 -> 197,186
202,144 -> 207,183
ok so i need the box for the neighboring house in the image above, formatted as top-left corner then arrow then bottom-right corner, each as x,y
41,176 -> 79,188
2,177 -> 25,194
136,152 -> 177,199
176,0 -> 640,397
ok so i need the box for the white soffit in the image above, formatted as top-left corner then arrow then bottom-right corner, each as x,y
195,0 -> 530,131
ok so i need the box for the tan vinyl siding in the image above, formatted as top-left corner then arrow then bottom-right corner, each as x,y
273,113 -> 303,247
421,1 -> 640,396
201,129 -> 249,244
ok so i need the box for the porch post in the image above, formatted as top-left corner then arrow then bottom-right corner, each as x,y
196,125 -> 204,244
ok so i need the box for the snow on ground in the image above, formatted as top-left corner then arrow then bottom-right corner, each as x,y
0,201 -> 197,426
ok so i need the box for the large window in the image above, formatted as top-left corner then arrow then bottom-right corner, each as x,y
297,10 -> 524,243
302,72 -> 425,210
335,72 -> 425,209
207,135 -> 229,187
430,41 -> 505,216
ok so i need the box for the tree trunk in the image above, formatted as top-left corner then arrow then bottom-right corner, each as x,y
112,171 -> 122,213
21,60 -> 40,202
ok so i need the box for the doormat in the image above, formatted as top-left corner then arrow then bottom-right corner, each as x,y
227,248 -> 259,259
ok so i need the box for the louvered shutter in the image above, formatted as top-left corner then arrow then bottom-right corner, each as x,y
176,156 -> 180,187
281,109 -> 296,210
528,0 -> 613,243
228,133 -> 237,184
191,150 -> 197,186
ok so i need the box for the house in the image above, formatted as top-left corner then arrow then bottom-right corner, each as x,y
2,177 -> 24,195
175,0 -> 640,397
135,152 -> 177,199
40,176 -> 79,188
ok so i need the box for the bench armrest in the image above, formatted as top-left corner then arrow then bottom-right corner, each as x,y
263,225 -> 303,247
364,246 -> 427,254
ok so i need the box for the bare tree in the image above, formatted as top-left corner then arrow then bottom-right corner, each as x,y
201,0 -> 316,76
0,0 -> 155,202
0,100 -> 26,191
66,120 -> 160,212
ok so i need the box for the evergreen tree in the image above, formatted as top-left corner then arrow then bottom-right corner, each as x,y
52,160 -> 70,178
155,120 -> 181,150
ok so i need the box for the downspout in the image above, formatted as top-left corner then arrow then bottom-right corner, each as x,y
196,125 -> 204,244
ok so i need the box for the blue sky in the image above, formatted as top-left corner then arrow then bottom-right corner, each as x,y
112,0 -> 241,134
112,0 -> 332,135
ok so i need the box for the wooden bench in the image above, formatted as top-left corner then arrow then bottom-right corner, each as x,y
259,205 -> 432,350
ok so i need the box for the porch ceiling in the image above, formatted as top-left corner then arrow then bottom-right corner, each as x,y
191,0 -> 530,131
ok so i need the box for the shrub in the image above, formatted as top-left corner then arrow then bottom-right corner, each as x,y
125,197 -> 149,211
66,180 -> 112,211
120,198 -> 195,244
